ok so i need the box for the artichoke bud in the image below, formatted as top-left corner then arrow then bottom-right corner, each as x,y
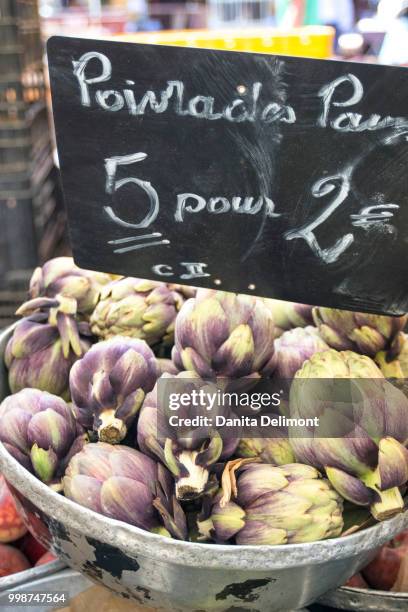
201,462 -> 343,545
63,443 -> 187,539
290,350 -> 408,521
137,373 -> 239,500
7,295 -> 91,399
172,290 -> 276,380
90,277 -> 188,346
29,257 -> 113,317
70,338 -> 158,443
0,389 -> 83,485
313,308 -> 407,357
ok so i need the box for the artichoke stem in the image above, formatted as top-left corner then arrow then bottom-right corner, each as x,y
175,451 -> 209,501
370,487 -> 404,521
97,410 -> 127,444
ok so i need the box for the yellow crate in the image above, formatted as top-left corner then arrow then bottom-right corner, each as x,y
117,26 -> 335,59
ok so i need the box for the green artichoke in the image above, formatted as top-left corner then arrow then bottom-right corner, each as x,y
29,257 -> 113,318
5,296 -> 91,400
0,389 -> 86,486
263,299 -> 314,338
63,442 -> 187,539
70,337 -> 158,443
172,290 -> 276,380
312,307 -> 407,357
199,462 -> 343,545
236,438 -> 296,466
90,278 -> 191,347
290,349 -> 408,520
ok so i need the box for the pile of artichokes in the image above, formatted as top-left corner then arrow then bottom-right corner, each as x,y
1,256 -> 408,546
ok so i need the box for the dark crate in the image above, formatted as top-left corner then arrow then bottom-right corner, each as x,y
0,144 -> 52,193
0,0 -> 39,22
0,156 -> 65,277
0,194 -> 38,275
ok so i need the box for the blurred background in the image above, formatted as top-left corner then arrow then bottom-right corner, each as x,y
0,0 -> 407,326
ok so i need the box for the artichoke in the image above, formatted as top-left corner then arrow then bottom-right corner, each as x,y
263,299 -> 314,338
0,389 -> 86,486
198,462 -> 343,545
70,337 -> 158,444
90,278 -> 189,346
137,372 -> 238,500
236,438 -> 296,466
63,442 -> 187,539
172,290 -> 276,380
29,257 -> 113,318
274,326 -> 329,379
5,296 -> 91,400
312,307 -> 407,357
289,349 -> 408,520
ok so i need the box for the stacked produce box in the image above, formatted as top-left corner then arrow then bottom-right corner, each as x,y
0,0 -> 63,295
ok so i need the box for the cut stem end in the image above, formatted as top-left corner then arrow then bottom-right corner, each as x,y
370,486 -> 404,521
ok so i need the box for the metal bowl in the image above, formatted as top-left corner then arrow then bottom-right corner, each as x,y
1,325 -> 408,611
318,585 -> 408,611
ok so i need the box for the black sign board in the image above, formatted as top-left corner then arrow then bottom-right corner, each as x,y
47,36 -> 408,315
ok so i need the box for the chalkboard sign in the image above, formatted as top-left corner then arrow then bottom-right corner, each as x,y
47,36 -> 408,315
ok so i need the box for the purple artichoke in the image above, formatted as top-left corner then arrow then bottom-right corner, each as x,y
90,278 -> 189,346
63,442 -> 187,539
263,299 -> 314,338
5,296 -> 91,400
29,257 -> 113,318
172,290 -> 276,380
289,349 -> 408,520
70,337 -> 159,444
137,372 -> 238,500
312,307 -> 407,357
0,389 -> 86,486
198,462 -> 343,545
274,326 -> 329,379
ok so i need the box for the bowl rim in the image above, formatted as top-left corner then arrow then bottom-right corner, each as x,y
338,585 -> 408,599
1,325 -> 408,570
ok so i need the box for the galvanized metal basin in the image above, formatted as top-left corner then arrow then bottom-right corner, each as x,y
0,325 -> 407,611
